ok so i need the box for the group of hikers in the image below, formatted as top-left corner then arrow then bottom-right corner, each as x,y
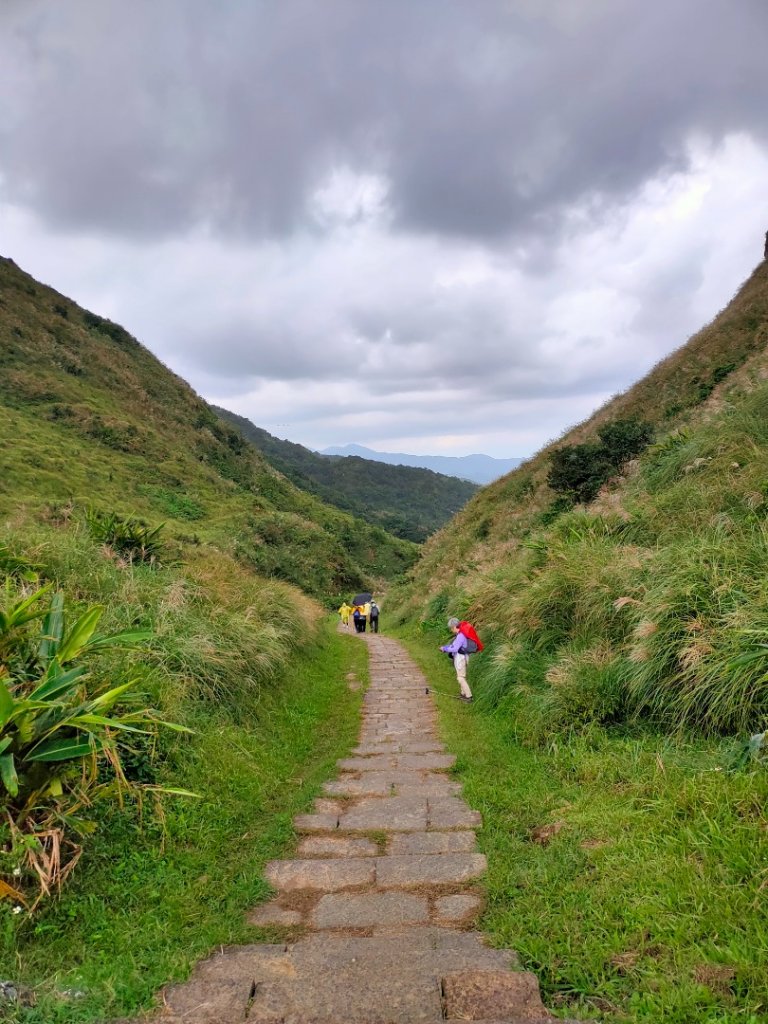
338,598 -> 483,703
337,598 -> 380,633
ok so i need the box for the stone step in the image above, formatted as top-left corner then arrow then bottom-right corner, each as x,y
312,891 -> 429,929
441,970 -> 550,1021
324,773 -> 461,798
338,795 -> 428,831
292,811 -> 339,832
265,857 -> 375,891
266,852 -> 487,892
387,831 -> 477,855
244,931 -> 522,1024
338,753 -> 456,772
428,795 -> 483,829
376,852 -> 487,888
297,835 -> 379,858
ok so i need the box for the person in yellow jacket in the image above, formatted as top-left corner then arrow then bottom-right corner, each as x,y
337,601 -> 352,628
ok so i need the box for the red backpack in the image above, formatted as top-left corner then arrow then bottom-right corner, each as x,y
459,621 -> 484,653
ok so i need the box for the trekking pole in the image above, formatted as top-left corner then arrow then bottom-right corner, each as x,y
424,686 -> 466,701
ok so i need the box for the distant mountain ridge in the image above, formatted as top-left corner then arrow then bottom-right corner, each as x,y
214,408 -> 478,543
319,444 -> 524,484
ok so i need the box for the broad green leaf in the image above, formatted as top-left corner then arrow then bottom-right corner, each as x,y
87,680 -> 139,710
70,714 -> 149,734
47,776 -> 63,796
146,785 -> 201,798
0,752 -> 19,796
25,736 -> 97,762
0,680 -> 14,728
38,591 -> 65,664
56,606 -> 104,663
0,585 -> 51,633
83,628 -> 152,654
29,664 -> 88,702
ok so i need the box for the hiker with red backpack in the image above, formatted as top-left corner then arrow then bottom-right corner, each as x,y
439,617 -> 483,702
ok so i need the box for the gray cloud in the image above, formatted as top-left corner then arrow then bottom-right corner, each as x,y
1,1 -> 767,460
1,0 -> 766,243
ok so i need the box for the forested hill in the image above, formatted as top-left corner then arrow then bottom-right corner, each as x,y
393,255 -> 768,735
0,256 -> 417,599
214,407 -> 478,543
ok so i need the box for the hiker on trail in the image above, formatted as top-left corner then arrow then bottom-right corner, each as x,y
369,600 -> 380,633
337,601 -> 352,628
439,617 -> 480,702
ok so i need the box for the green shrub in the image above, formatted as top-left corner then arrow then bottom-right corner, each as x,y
540,644 -> 628,728
627,526 -> 768,733
597,417 -> 654,466
548,418 -> 653,503
537,495 -> 574,526
547,442 -> 612,504
85,509 -> 168,567
149,489 -> 205,522
0,585 -> 186,907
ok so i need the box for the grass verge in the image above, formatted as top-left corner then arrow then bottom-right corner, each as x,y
398,625 -> 768,1024
2,622 -> 366,1023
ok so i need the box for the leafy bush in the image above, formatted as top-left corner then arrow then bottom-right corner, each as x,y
547,442 -> 612,504
149,488 -> 205,522
0,586 -> 187,906
85,509 -> 169,566
597,417 -> 654,466
82,311 -> 138,348
548,418 -> 653,504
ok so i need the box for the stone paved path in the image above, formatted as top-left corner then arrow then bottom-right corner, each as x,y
126,632 -> 577,1024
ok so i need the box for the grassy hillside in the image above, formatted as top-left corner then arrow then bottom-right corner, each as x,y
393,257 -> 768,736
0,256 -> 380,1019
0,518 -> 367,1021
0,255 -> 417,602
214,406 -> 478,542
387,257 -> 768,1022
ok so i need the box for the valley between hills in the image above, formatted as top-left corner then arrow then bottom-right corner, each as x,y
1,253 -> 767,1022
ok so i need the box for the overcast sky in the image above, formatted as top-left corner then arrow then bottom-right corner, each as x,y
2,1 -> 766,458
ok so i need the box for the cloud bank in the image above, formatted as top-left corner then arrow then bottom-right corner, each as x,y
1,0 -> 766,456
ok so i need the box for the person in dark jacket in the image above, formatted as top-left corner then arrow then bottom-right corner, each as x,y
369,601 -> 380,633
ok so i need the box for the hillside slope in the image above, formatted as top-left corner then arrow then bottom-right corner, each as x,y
0,256 -> 417,599
214,407 -> 478,542
394,256 -> 768,733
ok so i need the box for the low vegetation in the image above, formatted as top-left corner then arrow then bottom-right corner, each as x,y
386,259 -> 768,1020
401,631 -> 768,1023
392,258 -> 768,740
0,511 -> 366,1022
547,418 -> 654,505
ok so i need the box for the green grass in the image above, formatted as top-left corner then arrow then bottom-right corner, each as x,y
398,626 -> 768,1024
0,256 -> 418,604
1,622 -> 367,1023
